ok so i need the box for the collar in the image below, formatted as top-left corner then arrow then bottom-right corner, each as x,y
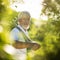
17,25 -> 31,40
17,25 -> 28,35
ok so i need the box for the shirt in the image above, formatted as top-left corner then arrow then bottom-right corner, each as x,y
10,25 -> 28,60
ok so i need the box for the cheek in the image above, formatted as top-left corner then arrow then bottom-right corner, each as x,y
20,21 -> 24,24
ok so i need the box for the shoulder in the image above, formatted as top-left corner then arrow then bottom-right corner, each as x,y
10,27 -> 22,41
11,27 -> 20,33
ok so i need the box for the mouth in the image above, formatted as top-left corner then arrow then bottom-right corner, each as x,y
23,25 -> 29,29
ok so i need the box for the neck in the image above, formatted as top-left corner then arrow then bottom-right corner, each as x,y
24,28 -> 27,31
19,24 -> 27,31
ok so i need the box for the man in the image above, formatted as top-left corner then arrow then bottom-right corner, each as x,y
10,11 -> 40,60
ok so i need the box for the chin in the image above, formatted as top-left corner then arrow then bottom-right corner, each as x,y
22,25 -> 29,29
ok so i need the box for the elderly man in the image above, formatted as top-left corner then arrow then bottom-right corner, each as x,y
10,11 -> 40,60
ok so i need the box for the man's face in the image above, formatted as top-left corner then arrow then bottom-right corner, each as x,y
19,17 -> 30,30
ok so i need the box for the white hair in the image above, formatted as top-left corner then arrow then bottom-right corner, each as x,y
18,11 -> 31,20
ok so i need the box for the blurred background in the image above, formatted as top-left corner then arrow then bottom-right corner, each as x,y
0,0 -> 60,60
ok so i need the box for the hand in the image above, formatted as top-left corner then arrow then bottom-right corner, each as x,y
32,43 -> 41,50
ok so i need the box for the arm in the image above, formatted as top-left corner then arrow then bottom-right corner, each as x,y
13,40 -> 34,49
10,28 -> 40,50
13,40 -> 41,50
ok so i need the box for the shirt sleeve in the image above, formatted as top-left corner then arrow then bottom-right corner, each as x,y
10,28 -> 25,43
10,28 -> 20,41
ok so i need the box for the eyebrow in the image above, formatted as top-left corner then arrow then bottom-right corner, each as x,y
22,17 -> 30,20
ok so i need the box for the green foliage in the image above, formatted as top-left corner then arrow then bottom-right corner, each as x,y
0,49 -> 13,60
29,17 -> 60,60
0,0 -> 60,60
0,0 -> 18,59
28,0 -> 60,60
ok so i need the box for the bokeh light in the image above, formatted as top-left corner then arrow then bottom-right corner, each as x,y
0,25 -> 3,33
